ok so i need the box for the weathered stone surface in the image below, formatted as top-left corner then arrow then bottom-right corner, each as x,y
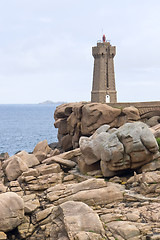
36,207 -> 53,222
57,118 -> 68,135
107,221 -> 140,239
54,103 -> 78,120
80,122 -> 160,177
122,106 -> 140,121
110,106 -> 141,128
126,212 -> 140,222
127,171 -> 160,184
33,139 -> 52,162
0,192 -> 24,232
140,158 -> 160,172
150,123 -> 160,138
9,181 -> 23,195
77,154 -> 100,174
59,201 -> 105,238
42,148 -> 82,164
16,150 -> 39,168
46,179 -> 124,206
22,172 -> 64,191
21,168 -> 39,177
23,194 -> 40,213
36,163 -> 62,175
47,148 -> 60,158
59,148 -> 81,159
18,215 -> 34,239
0,232 -> 7,240
141,110 -> 160,120
0,153 -> 9,161
147,116 -> 160,127
60,134 -> 73,152
74,231 -> 103,240
0,182 -> 7,193
81,103 -> 121,135
4,156 -> 29,181
43,155 -> 77,169
67,112 -> 78,136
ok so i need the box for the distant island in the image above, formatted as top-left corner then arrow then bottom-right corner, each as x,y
39,100 -> 65,105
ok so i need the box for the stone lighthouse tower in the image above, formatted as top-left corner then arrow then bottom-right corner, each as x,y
91,35 -> 117,103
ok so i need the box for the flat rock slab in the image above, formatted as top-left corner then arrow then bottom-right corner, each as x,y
107,221 -> 140,239
43,156 -> 76,168
46,178 -> 124,206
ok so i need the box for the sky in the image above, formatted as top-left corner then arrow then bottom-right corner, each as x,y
0,0 -> 160,104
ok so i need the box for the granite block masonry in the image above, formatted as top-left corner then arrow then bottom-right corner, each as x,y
91,34 -> 117,103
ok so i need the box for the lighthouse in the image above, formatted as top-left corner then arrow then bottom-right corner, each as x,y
91,35 -> 117,103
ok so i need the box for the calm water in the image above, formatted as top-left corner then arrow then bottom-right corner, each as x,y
0,104 -> 58,156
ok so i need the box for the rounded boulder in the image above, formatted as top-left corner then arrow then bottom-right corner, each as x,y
0,192 -> 24,232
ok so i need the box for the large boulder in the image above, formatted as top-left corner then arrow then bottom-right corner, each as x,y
16,151 -> 39,168
54,201 -> 105,239
60,134 -> 73,152
33,140 -> 52,162
54,102 -> 79,120
79,122 -> 160,177
3,156 -> 29,181
0,192 -> 24,232
110,106 -> 140,128
122,106 -> 140,121
147,116 -> 160,127
81,103 -> 121,135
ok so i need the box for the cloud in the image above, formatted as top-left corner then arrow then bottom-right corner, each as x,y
0,0 -> 160,103
38,17 -> 52,23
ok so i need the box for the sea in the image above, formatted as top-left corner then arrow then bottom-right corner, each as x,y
0,104 -> 59,156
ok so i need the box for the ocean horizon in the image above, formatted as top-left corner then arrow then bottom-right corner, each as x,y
0,104 -> 59,156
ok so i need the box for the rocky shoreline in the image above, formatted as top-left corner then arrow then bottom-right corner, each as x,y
0,102 -> 160,240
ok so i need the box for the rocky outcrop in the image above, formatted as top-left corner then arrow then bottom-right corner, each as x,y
3,156 -> 29,181
0,138 -> 160,239
54,102 -> 140,151
46,178 -> 124,206
79,122 -> 160,177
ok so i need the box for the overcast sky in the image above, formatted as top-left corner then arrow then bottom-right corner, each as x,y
0,0 -> 160,104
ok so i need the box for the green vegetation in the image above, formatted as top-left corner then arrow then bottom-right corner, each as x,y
156,138 -> 160,151
116,219 -> 123,221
